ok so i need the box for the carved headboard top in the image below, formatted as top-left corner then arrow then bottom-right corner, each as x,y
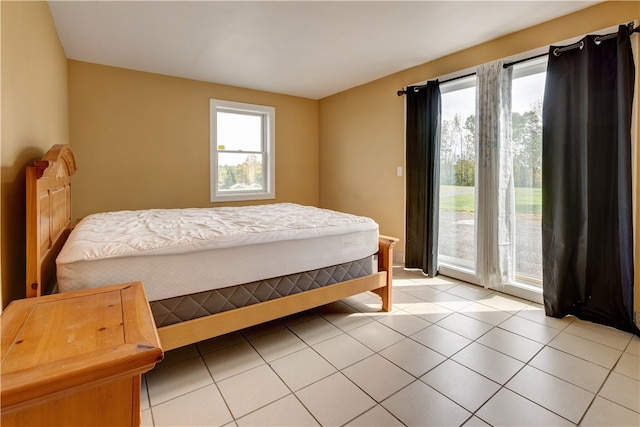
26,144 -> 77,298
33,144 -> 77,180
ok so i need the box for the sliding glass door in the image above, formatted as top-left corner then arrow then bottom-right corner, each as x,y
436,60 -> 545,296
438,76 -> 477,275
511,59 -> 546,287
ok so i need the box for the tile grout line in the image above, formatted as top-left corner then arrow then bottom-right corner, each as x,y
198,337 -> 239,426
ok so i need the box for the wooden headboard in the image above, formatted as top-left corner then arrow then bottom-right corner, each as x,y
26,144 -> 77,298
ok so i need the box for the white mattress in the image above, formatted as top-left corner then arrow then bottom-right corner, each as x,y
56,203 -> 379,301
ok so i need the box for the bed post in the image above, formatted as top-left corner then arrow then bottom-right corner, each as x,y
374,235 -> 398,311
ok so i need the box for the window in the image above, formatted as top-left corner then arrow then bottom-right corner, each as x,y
210,99 -> 275,202
436,59 -> 546,296
438,76 -> 477,276
511,59 -> 546,286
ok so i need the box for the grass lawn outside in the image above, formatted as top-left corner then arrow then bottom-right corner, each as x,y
439,185 -> 541,215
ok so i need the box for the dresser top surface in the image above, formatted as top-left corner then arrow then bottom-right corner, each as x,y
1,282 -> 163,409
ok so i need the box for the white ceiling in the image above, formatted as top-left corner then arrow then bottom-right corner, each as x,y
48,1 -> 599,100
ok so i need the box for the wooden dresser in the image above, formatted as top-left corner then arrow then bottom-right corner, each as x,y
1,282 -> 163,426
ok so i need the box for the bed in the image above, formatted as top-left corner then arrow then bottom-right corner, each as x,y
26,144 -> 397,350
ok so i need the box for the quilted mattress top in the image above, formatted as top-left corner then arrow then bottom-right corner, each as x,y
57,203 -> 378,264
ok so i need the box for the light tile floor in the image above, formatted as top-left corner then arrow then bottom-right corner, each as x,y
141,268 -> 640,426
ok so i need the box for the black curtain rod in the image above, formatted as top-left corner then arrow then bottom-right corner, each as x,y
502,52 -> 548,69
398,22 -> 639,96
396,71 -> 475,96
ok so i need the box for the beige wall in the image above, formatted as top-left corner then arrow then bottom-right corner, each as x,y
318,1 -> 640,310
1,1 -> 69,307
68,61 -> 319,219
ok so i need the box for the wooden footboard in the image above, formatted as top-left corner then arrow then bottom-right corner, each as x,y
157,235 -> 397,351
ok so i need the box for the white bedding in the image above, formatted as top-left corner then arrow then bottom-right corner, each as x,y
56,203 -> 379,301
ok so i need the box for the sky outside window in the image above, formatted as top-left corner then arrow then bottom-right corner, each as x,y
217,111 -> 262,155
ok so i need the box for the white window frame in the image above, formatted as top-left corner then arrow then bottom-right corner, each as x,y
209,99 -> 275,202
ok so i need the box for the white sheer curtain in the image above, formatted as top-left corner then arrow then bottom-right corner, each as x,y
475,60 -> 515,289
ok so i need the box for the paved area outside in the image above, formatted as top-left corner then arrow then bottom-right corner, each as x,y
438,210 -> 542,280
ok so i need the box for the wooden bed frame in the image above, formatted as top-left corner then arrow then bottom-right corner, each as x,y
26,144 -> 397,351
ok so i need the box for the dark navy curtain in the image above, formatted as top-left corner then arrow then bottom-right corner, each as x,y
542,25 -> 639,335
405,81 -> 441,277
